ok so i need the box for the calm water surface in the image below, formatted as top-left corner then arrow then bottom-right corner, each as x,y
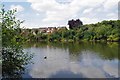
23,42 -> 119,78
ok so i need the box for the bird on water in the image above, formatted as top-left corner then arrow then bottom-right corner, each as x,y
44,56 -> 47,59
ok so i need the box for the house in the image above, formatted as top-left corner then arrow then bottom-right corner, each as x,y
20,26 -> 69,35
31,28 -> 38,35
38,28 -> 47,33
46,27 -> 57,33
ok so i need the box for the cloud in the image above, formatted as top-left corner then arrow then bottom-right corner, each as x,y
10,5 -> 24,12
36,13 -> 40,16
29,0 -> 81,22
25,0 -> 119,27
104,0 -> 119,10
80,17 -> 100,24
1,0 -> 27,2
107,13 -> 117,18
103,62 -> 118,77
83,8 -> 93,14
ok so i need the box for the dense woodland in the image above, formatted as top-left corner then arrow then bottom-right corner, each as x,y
23,20 -> 120,42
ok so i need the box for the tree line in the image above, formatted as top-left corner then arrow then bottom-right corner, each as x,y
23,19 -> 120,42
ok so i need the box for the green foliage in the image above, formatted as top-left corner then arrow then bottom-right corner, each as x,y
21,19 -> 120,42
1,5 -> 33,78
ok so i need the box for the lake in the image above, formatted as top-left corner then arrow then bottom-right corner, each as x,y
23,41 -> 119,78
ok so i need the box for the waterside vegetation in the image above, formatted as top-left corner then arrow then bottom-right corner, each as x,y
1,6 -> 33,78
21,20 -> 120,42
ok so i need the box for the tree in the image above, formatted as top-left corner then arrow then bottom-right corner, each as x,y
1,5 -> 33,78
68,19 -> 83,29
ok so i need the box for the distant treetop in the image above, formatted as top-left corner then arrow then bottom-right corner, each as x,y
68,19 -> 83,29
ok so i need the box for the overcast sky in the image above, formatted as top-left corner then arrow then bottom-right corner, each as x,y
1,0 -> 119,28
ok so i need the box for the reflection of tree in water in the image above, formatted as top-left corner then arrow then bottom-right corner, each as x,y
26,41 -> 119,60
44,42 -> 119,60
67,42 -> 119,60
2,47 -> 33,78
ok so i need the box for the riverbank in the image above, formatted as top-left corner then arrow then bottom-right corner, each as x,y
22,20 -> 120,43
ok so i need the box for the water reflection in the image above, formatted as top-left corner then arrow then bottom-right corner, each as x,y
49,70 -> 84,78
24,42 -> 119,78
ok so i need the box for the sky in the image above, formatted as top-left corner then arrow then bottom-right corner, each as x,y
1,0 -> 119,28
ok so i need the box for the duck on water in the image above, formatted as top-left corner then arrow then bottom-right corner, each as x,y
44,56 -> 47,59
